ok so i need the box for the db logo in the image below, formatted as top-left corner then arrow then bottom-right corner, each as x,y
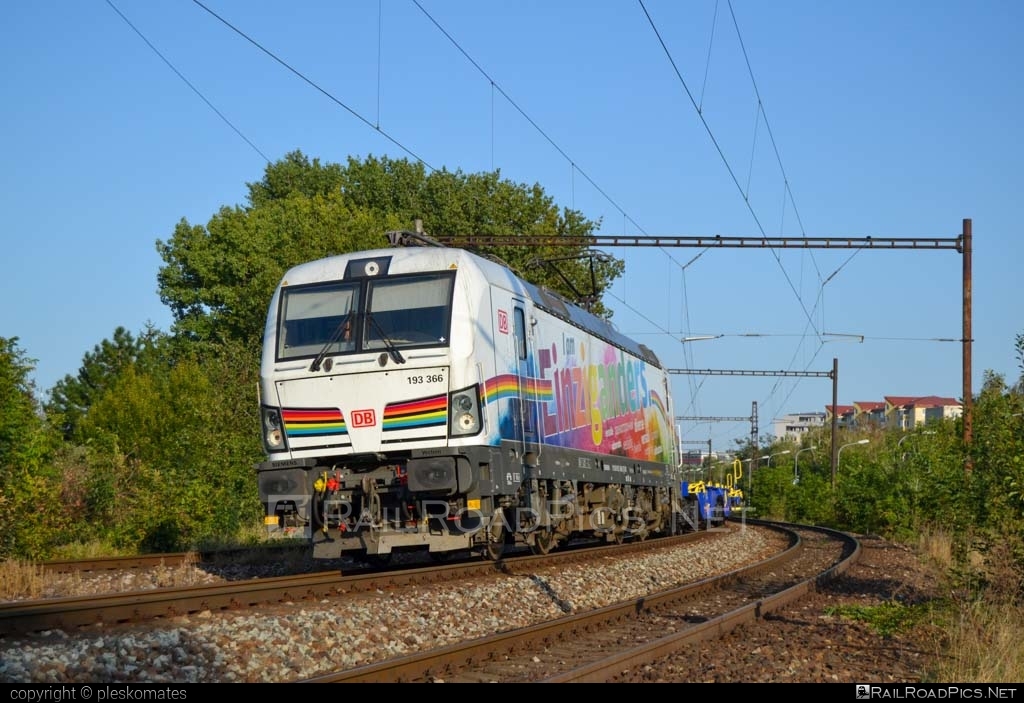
350,409 -> 376,427
497,309 -> 509,334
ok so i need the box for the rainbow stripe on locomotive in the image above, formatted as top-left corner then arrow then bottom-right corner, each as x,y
256,234 -> 686,559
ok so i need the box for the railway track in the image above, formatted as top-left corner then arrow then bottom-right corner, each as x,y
297,521 -> 857,683
1,532 -> 713,636
35,543 -> 310,573
38,553 -> 199,573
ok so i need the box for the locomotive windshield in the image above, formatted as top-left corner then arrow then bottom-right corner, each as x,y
276,272 -> 454,362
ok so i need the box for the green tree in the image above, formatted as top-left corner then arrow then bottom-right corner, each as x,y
157,192 -> 385,346
334,154 -> 622,315
972,371 -> 1024,524
0,337 -> 41,473
73,340 -> 264,552
156,151 -> 621,347
0,337 -> 64,558
1014,332 -> 1024,393
46,325 -> 166,439
246,151 -> 346,207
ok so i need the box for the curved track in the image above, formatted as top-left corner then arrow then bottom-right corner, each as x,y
297,521 -> 858,683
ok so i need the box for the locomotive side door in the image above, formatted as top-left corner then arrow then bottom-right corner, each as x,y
512,301 -> 541,464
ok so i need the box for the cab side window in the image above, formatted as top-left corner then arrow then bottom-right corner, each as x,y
514,307 -> 527,360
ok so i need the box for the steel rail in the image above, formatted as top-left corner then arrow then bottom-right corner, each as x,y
543,521 -> 859,683
1,533 -> 705,635
297,521 -> 821,683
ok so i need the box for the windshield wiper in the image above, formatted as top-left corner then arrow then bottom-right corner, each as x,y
309,311 -> 353,372
366,312 -> 406,364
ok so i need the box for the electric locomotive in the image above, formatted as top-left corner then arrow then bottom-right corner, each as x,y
256,231 -> 687,560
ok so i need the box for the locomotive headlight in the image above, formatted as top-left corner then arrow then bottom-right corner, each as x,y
448,385 -> 482,437
261,407 -> 289,452
264,408 -> 281,430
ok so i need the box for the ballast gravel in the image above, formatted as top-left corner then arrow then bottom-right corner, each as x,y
1,526 -> 782,683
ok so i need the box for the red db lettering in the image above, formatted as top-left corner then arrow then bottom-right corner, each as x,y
351,410 -> 376,427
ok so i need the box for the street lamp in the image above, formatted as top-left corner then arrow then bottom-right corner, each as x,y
834,439 -> 870,487
745,451 -> 790,467
793,445 -> 817,485
898,431 -> 935,462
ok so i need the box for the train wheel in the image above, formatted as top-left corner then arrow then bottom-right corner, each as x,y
530,528 -> 555,555
485,514 -> 507,561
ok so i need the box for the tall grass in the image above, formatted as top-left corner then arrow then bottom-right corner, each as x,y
0,559 -> 53,600
917,527 -> 1024,683
933,600 -> 1024,682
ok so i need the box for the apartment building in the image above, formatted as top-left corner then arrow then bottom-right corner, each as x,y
772,411 -> 827,442
884,395 -> 963,431
774,396 -> 962,441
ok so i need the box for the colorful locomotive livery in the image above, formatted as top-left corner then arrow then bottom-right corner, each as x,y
255,232 -> 732,560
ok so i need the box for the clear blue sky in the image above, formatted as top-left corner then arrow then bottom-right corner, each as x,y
3,1 -> 1021,450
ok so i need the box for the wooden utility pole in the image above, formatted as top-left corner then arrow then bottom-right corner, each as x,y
831,357 -> 839,489
962,219 -> 973,471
